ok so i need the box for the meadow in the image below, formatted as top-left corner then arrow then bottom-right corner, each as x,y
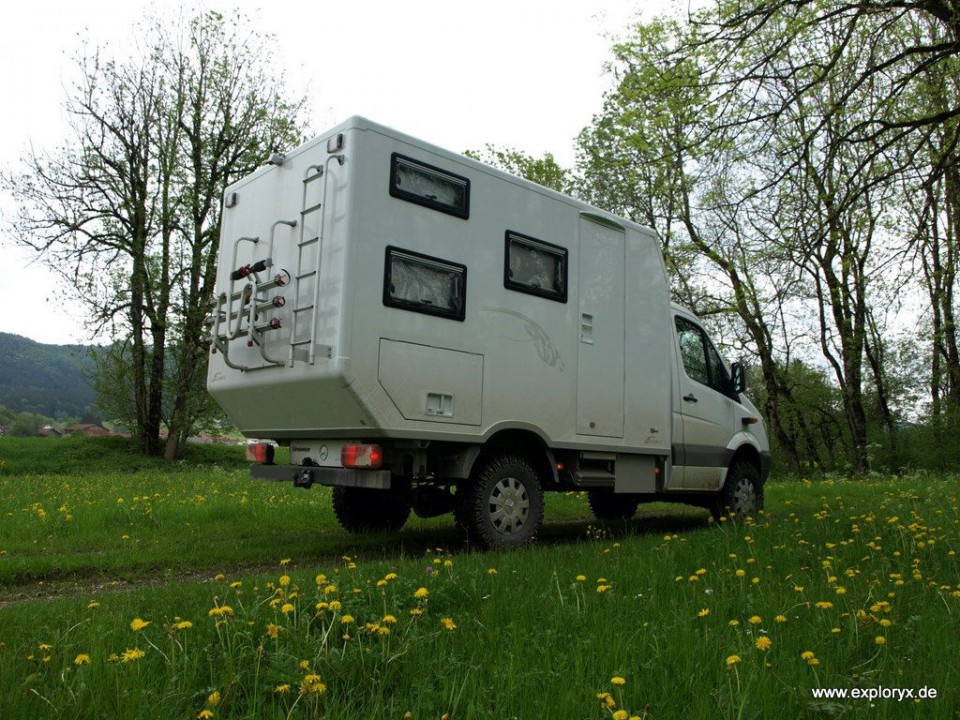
0,437 -> 958,719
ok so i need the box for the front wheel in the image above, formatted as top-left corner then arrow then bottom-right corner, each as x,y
457,454 -> 544,549
711,462 -> 763,521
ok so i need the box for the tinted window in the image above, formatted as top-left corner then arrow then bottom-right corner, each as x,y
389,153 -> 470,219
675,316 -> 729,393
503,231 -> 567,302
383,247 -> 466,321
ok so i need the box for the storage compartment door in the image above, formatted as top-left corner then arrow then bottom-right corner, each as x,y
577,218 -> 625,437
378,339 -> 483,426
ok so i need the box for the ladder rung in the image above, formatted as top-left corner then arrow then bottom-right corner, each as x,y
303,172 -> 323,184
293,305 -> 315,313
295,271 -> 316,281
298,236 -> 319,247
290,339 -> 312,346
301,203 -> 322,216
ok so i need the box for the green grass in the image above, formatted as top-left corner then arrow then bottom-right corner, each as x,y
0,439 -> 958,719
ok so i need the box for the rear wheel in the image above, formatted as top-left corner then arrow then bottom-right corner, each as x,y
587,489 -> 640,521
332,487 -> 411,533
458,453 -> 544,549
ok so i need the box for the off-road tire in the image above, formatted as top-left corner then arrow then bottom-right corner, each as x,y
458,453 -> 544,549
587,489 -> 640,521
711,461 -> 763,521
331,487 -> 411,534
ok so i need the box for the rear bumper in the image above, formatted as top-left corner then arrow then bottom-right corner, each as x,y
250,463 -> 392,490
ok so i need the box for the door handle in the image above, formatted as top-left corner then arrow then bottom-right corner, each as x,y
683,393 -> 698,403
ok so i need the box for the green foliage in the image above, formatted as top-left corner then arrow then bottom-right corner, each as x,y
0,332 -> 97,419
464,145 -> 572,194
0,460 -> 957,719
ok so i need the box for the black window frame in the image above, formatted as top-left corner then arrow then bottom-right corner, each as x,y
383,246 -> 467,322
389,153 -> 471,219
503,231 -> 568,303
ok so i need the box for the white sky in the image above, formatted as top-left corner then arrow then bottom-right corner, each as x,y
0,0 -> 681,345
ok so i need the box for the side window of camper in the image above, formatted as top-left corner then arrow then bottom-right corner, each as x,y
675,316 -> 729,393
503,231 -> 568,302
383,247 -> 467,321
389,153 -> 470,219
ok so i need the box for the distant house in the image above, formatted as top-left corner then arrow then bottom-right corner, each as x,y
36,424 -> 63,437
65,422 -> 112,437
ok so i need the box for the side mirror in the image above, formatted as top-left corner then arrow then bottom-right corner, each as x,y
730,362 -> 746,395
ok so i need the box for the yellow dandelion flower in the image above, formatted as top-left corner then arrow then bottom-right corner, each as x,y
120,648 -> 145,663
281,603 -> 295,614
611,676 -> 626,686
280,558 -> 291,566
487,568 -> 497,575
376,579 -> 388,588
735,569 -> 746,578
613,711 -> 628,720
414,587 -> 429,599
197,711 -> 214,720
755,636 -> 772,651
830,627 -> 841,634
596,692 -> 617,709
87,602 -> 100,610
266,623 -> 281,639
208,691 -> 221,707
213,573 -> 226,582
748,615 -> 762,625
729,619 -> 740,627
800,651 -> 816,661
875,636 -> 886,645
385,572 -> 398,581
130,618 -> 150,632
383,615 -> 398,625
174,620 -> 193,631
315,574 -> 327,585
440,617 -> 457,631
815,601 -> 834,609
341,615 -> 355,625
324,585 -> 338,596
328,600 -> 342,612
775,615 -> 787,624
726,654 -> 742,667
279,575 -> 291,587
410,608 -> 424,617
73,654 -> 91,666
698,608 -> 710,618
275,684 -> 291,694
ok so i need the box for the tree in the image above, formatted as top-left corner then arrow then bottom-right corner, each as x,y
464,146 -> 572,194
3,11 -> 306,457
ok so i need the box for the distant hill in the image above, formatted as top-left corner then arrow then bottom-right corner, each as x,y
0,332 -> 98,419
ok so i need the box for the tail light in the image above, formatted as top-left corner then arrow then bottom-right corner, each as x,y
341,444 -> 383,469
246,442 -> 275,464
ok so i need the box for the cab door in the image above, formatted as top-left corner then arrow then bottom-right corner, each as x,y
672,313 -> 737,489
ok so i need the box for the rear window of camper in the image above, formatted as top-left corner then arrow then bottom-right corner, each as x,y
504,231 -> 568,302
389,153 -> 470,219
383,246 -> 467,321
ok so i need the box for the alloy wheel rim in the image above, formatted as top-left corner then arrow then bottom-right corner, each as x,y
488,476 -> 530,534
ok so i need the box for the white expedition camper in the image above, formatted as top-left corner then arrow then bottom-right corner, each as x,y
206,116 -> 771,548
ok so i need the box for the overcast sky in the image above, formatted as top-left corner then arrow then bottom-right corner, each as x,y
0,0 -> 679,345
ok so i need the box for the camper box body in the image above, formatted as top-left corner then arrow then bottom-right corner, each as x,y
207,117 -> 770,546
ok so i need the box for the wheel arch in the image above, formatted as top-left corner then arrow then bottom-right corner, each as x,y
478,429 -> 560,489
